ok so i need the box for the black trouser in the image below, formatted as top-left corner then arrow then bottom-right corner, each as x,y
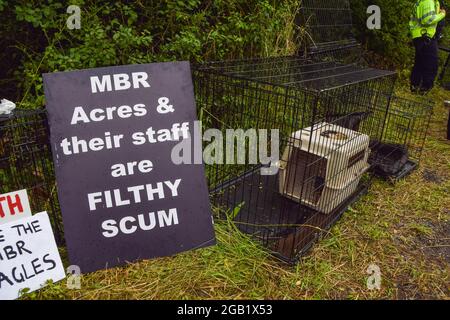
411,37 -> 439,92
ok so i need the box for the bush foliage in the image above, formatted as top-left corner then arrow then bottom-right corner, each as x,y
350,0 -> 450,71
0,0 -> 300,106
0,0 -> 448,106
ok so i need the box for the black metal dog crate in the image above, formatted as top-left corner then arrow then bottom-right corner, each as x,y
193,54 -> 398,262
0,110 -> 63,244
192,49 -> 434,262
370,95 -> 433,181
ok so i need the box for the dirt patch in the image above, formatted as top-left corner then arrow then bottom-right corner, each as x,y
395,281 -> 425,300
419,219 -> 450,265
395,212 -> 450,299
422,169 -> 445,184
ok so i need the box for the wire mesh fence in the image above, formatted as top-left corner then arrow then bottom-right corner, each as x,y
298,0 -> 357,55
0,109 -> 64,244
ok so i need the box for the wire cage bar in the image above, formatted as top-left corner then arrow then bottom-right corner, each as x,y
439,47 -> 450,90
0,109 -> 63,244
197,55 -> 395,93
298,0 -> 357,55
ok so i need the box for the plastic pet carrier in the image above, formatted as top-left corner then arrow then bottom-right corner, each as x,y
278,122 -> 370,214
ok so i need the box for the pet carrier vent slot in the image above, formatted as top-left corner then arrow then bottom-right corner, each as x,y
348,150 -> 366,169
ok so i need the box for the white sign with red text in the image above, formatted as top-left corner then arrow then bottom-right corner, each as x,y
0,190 -> 32,225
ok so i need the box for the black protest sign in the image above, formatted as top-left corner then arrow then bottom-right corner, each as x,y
43,62 -> 215,273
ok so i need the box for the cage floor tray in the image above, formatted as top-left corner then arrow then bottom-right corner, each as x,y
386,160 -> 418,181
211,167 -> 369,262
0,114 -> 13,122
212,169 -> 315,235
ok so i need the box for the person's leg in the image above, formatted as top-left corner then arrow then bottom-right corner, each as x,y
411,38 -> 424,91
421,38 -> 439,92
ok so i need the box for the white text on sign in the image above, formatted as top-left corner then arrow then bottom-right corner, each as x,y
90,72 -> 150,93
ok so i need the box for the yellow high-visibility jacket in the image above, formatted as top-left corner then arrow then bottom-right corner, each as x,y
409,0 -> 446,39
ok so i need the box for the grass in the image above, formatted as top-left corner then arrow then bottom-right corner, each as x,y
27,86 -> 449,300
